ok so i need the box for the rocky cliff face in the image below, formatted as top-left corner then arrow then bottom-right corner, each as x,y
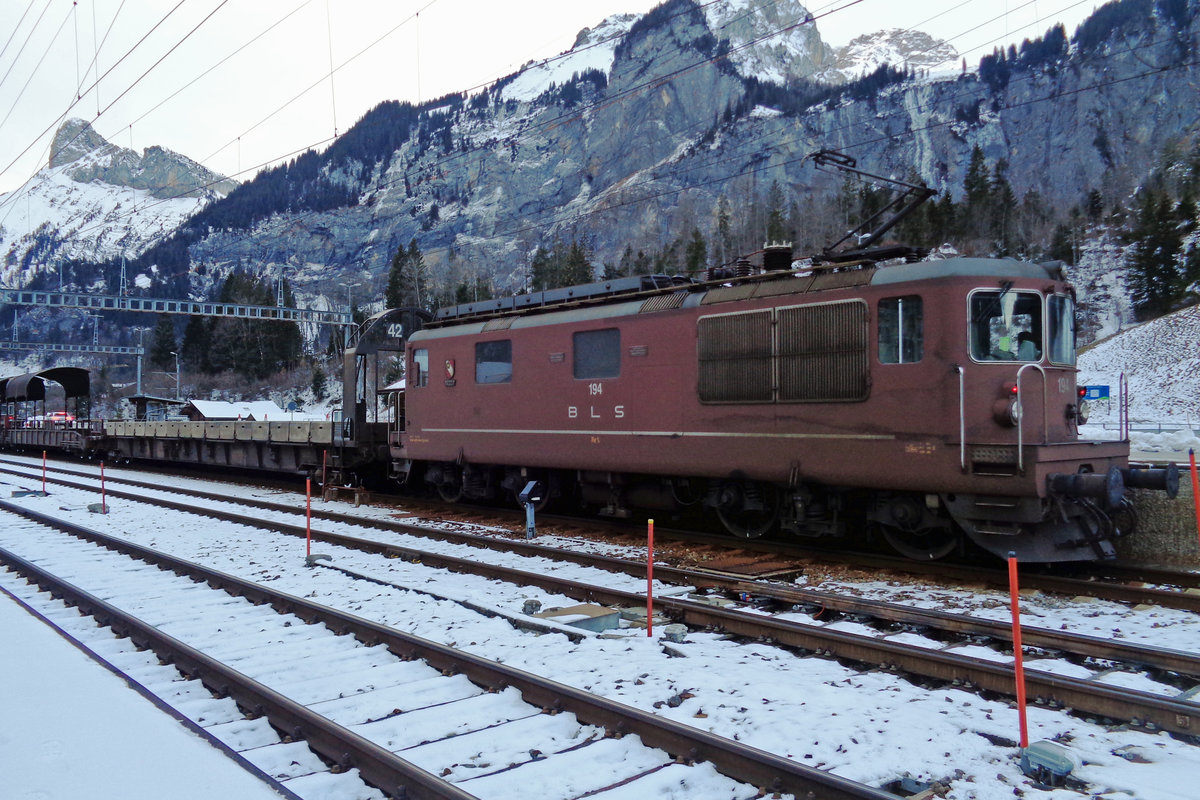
815,28 -> 960,83
701,0 -> 835,84
48,119 -> 238,199
16,0 -> 1200,327
0,119 -> 235,287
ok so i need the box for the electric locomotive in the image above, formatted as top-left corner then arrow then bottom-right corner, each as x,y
379,251 -> 1178,563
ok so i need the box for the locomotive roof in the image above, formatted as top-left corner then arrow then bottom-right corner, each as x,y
871,257 -> 1066,285
411,257 -> 1067,340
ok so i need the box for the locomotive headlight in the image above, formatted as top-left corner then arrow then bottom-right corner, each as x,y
992,384 -> 1022,427
1076,399 -> 1091,425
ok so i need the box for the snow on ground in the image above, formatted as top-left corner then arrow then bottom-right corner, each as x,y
2,459 -> 1198,799
1078,303 -> 1200,460
0,587 -> 291,799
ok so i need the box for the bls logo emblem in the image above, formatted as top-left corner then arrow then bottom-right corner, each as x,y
444,359 -> 456,380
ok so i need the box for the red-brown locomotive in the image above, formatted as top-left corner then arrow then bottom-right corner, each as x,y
386,250 -> 1178,562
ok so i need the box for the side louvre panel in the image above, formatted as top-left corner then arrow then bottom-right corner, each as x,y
697,310 -> 774,403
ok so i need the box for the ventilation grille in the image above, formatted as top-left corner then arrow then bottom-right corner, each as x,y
698,311 -> 773,403
482,317 -> 515,331
697,301 -> 868,404
778,302 -> 869,402
641,290 -> 688,313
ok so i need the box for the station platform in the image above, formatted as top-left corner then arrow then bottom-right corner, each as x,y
0,586 -> 295,800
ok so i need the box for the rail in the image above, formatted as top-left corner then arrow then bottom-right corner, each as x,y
0,498 -> 895,800
6,463 -> 1199,736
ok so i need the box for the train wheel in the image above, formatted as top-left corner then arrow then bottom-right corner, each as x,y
436,475 -> 464,502
715,481 -> 779,538
880,525 -> 958,560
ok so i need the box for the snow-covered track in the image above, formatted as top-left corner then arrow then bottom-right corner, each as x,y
0,499 -> 896,800
4,458 -> 1200,739
3,458 -> 1199,677
6,456 -> 1200,610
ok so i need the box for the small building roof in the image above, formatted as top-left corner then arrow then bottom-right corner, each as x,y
185,400 -> 285,420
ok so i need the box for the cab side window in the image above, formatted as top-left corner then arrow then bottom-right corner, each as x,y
412,349 -> 429,388
878,295 -> 923,364
476,340 -> 512,384
573,329 -> 620,379
969,290 -> 1042,362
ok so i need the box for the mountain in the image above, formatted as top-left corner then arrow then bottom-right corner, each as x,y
700,0 -> 835,84
0,119 -> 236,288
814,28 -> 959,83
8,0 -> 1200,343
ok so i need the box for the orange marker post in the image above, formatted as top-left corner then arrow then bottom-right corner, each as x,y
306,478 -> 313,558
100,461 -> 107,514
1008,552 -> 1029,749
646,519 -> 654,637
322,449 -> 328,493
42,450 -> 46,494
1190,449 -> 1199,550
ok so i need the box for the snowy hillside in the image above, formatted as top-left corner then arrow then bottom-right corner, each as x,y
1077,304 -> 1200,452
499,15 -> 638,103
0,168 -> 211,287
0,119 -> 234,288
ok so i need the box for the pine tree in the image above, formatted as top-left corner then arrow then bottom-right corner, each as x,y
180,314 -> 212,374
990,159 -> 1017,254
311,367 -> 328,402
530,244 -> 555,291
1125,188 -> 1185,318
385,238 -> 428,309
561,239 -> 593,286
765,181 -> 788,243
684,227 -> 707,274
962,146 -> 993,244
715,195 -> 733,266
385,244 -> 408,309
148,315 -> 177,371
1049,223 -> 1075,265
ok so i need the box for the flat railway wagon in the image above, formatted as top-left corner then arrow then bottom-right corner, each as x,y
0,416 -> 360,476
0,369 -> 386,481
390,253 -> 1178,562
102,419 -> 338,473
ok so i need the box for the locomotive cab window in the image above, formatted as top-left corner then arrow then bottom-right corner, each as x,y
1047,294 -> 1077,366
969,289 -> 1043,362
475,340 -> 512,384
573,328 -> 620,379
412,349 -> 429,388
878,295 -> 923,364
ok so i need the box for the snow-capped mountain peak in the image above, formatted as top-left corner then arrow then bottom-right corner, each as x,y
0,119 -> 236,287
814,27 -> 959,83
702,0 -> 835,84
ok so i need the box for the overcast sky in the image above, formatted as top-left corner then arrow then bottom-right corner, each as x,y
0,0 -> 1103,195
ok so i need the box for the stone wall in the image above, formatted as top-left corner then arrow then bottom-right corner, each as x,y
1115,471 -> 1200,567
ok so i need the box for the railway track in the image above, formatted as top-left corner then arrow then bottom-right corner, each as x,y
3,457 -> 1199,741
0,501 -> 891,800
6,455 -> 1200,608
